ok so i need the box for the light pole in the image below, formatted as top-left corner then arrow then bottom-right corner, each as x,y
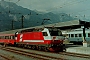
11,20 -> 17,30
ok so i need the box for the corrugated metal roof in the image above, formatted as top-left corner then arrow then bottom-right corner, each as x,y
44,20 -> 80,27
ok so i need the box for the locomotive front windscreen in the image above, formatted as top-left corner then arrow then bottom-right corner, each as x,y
50,31 -> 62,36
49,28 -> 62,36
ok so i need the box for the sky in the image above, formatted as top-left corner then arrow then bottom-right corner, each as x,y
2,0 -> 90,20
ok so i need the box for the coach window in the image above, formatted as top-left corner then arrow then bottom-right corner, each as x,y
75,34 -> 78,37
79,34 -> 82,37
68,34 -> 70,37
11,36 -> 13,39
10,36 -> 13,39
9,36 -> 11,39
0,36 -> 3,39
71,34 -> 74,37
5,36 -> 9,39
0,37 -> 1,39
88,33 -> 90,37
10,36 -> 15,39
1,36 -> 4,39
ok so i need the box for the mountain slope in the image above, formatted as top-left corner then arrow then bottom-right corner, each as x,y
0,1 -> 75,31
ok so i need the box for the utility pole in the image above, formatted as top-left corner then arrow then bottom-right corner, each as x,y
11,20 -> 14,30
84,15 -> 85,17
69,14 -> 70,17
21,15 -> 24,28
11,20 -> 16,30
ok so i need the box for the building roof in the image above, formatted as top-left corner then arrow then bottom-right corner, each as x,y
43,20 -> 90,30
0,20 -> 90,34
44,20 -> 80,27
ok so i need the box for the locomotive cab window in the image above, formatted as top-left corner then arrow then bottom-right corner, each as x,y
49,31 -> 62,36
48,28 -> 62,36
58,31 -> 62,36
50,31 -> 58,36
0,36 -> 4,39
43,32 -> 48,36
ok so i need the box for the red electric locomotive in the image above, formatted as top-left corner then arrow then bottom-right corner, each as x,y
15,28 -> 64,51
0,28 -> 64,52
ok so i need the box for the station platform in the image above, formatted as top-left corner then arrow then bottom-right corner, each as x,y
66,45 -> 90,55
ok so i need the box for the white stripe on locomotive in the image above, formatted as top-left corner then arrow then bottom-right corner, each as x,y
23,40 -> 44,42
20,34 -> 23,42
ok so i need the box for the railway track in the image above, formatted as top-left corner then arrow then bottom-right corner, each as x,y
0,54 -> 11,60
0,47 -> 66,60
1,45 -> 90,60
59,52 -> 90,59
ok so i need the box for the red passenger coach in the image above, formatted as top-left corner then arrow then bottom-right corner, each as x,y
15,28 -> 64,52
0,34 -> 15,46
